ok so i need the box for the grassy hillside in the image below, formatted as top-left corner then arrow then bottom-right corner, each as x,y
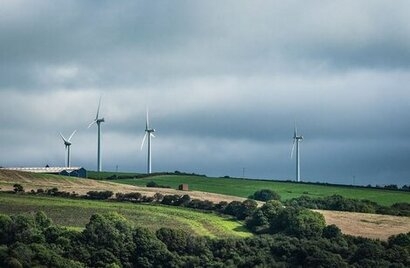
0,192 -> 251,238
112,174 -> 410,206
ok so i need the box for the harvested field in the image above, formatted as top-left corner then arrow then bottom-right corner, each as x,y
316,210 -> 410,240
0,170 -> 246,203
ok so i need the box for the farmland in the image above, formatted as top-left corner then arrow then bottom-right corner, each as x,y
0,192 -> 251,238
109,174 -> 410,206
1,170 -> 409,239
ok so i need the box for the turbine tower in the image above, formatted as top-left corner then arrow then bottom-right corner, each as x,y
59,130 -> 76,167
88,97 -> 105,172
291,124 -> 303,182
140,109 -> 155,174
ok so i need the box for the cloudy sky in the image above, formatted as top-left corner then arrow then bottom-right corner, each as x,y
1,1 -> 409,186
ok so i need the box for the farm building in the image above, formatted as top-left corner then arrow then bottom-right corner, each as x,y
0,167 -> 87,178
178,184 -> 189,191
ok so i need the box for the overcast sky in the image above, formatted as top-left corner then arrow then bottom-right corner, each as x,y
1,1 -> 409,186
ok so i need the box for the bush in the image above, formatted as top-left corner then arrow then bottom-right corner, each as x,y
249,189 -> 281,201
146,181 -> 171,188
86,191 -> 114,200
161,195 -> 182,206
270,207 -> 326,238
13,184 -> 24,193
224,200 -> 258,220
246,200 -> 283,233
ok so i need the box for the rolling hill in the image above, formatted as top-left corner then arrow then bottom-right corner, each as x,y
1,169 -> 409,239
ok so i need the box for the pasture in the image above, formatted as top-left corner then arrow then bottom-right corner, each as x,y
0,192 -> 251,238
111,174 -> 410,206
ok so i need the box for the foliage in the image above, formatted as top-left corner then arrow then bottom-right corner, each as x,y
224,199 -> 258,220
0,211 -> 409,267
113,174 -> 410,206
249,189 -> 281,201
285,194 -> 410,216
86,191 -> 114,200
246,200 -> 283,233
0,192 -> 250,238
146,181 -> 171,188
13,184 -> 24,193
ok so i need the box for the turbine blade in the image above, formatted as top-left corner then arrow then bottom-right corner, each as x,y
150,133 -> 155,138
59,132 -> 67,142
291,141 -> 295,159
146,108 -> 149,129
88,120 -> 96,128
140,133 -> 147,150
68,130 -> 77,141
96,96 -> 102,120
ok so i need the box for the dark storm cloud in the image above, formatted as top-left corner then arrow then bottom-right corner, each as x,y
1,1 -> 409,186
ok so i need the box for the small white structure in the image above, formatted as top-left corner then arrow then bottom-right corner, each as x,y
0,167 -> 87,178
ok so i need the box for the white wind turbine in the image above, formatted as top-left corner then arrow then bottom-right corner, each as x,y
291,124 -> 303,182
140,109 -> 155,174
60,130 -> 77,167
88,97 -> 105,172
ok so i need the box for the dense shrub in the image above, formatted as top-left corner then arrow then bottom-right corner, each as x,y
270,207 -> 326,238
224,199 -> 258,220
13,184 -> 24,193
246,200 -> 283,233
86,191 -> 114,200
0,212 -> 409,267
249,189 -> 281,201
284,194 -> 410,216
115,192 -> 142,202
187,199 -> 215,210
146,181 -> 171,188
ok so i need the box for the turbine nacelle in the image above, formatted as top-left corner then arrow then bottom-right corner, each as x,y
141,108 -> 156,174
59,130 -> 76,167
60,130 -> 76,148
291,123 -> 303,182
89,96 -> 104,172
64,141 -> 71,147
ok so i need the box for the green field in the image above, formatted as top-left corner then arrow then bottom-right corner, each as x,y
0,192 -> 251,238
110,174 -> 409,206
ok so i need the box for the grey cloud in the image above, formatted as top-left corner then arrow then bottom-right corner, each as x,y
1,1 -> 409,186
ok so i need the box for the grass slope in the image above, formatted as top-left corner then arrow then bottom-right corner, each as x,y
113,174 -> 410,206
0,192 -> 251,238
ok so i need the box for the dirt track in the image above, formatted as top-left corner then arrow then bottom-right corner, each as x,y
1,169 -> 409,239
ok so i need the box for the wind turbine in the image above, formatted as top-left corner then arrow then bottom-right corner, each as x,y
291,124 -> 303,182
60,130 -> 77,167
88,97 -> 105,172
140,109 -> 155,174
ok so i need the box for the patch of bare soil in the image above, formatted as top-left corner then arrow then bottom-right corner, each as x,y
315,209 -> 410,240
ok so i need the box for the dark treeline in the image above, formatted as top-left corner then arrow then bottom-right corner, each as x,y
284,194 -> 410,216
0,211 -> 409,267
12,184 -> 410,218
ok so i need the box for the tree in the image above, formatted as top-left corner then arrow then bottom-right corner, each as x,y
322,224 -> 342,239
13,184 -> 24,193
0,214 -> 13,244
34,211 -> 52,230
132,227 -> 174,267
250,189 -> 281,201
82,213 -> 135,266
224,200 -> 258,220
246,200 -> 283,233
270,207 -> 326,238
86,191 -> 113,200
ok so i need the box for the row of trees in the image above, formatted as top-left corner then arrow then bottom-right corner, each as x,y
0,211 -> 409,267
284,194 -> 410,216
